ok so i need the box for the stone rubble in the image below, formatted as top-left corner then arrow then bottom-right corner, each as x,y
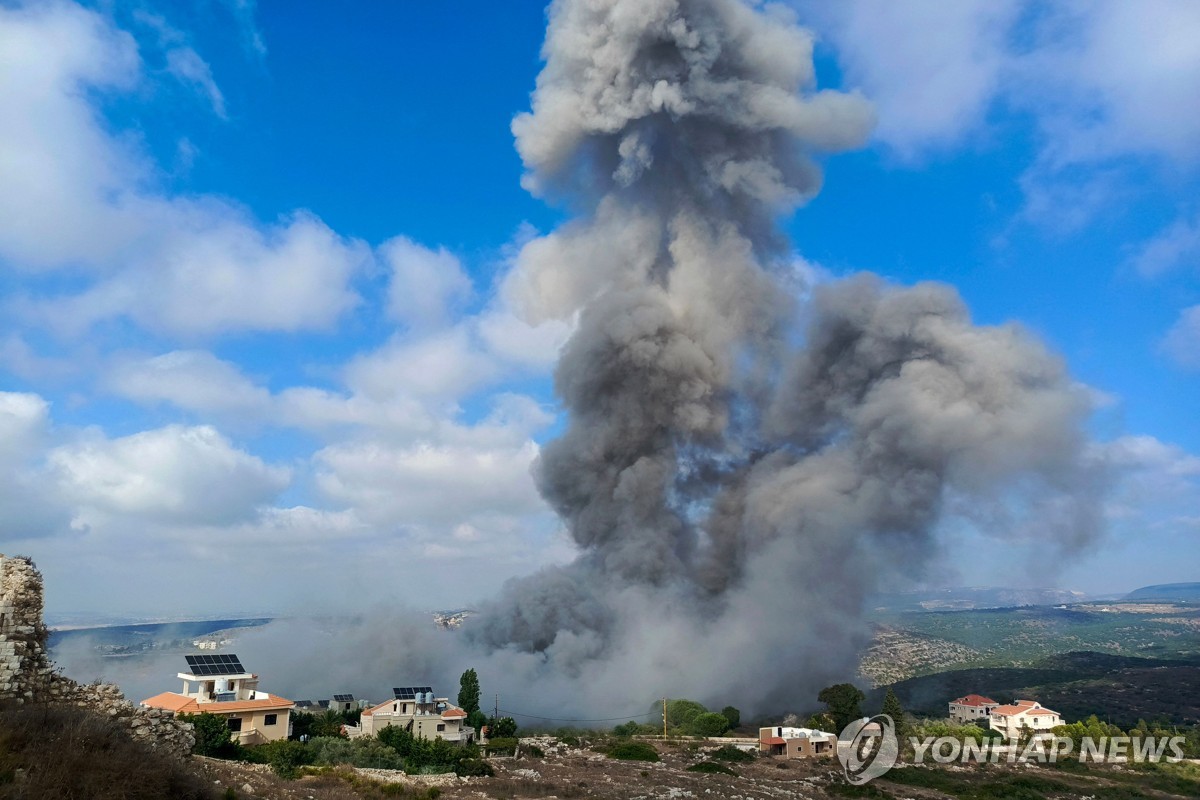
0,553 -> 195,759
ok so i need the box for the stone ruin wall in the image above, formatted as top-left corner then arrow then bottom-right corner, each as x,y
0,554 -> 195,759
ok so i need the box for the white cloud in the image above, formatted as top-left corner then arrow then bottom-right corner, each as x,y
802,0 -> 1022,159
108,349 -> 271,415
164,46 -> 227,118
344,327 -> 500,403
314,437 -> 551,538
0,392 -> 67,537
381,236 -> 473,330
1023,1 -> 1200,168
0,2 -> 366,338
1163,305 -> 1200,369
1131,212 -> 1200,278
809,0 -> 1200,170
49,424 -> 290,527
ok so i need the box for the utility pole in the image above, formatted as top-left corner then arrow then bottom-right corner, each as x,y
663,697 -> 668,739
495,693 -> 499,721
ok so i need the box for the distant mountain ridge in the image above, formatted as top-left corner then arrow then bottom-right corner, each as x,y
1123,582 -> 1200,602
871,586 -> 1087,612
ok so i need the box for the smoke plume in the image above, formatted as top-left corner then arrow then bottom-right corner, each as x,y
61,0 -> 1104,721
461,0 -> 1104,717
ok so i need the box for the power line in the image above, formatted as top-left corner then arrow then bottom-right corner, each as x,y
499,708 -> 657,723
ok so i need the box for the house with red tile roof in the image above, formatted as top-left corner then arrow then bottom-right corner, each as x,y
948,694 -> 999,724
140,654 -> 293,746
350,686 -> 475,744
987,699 -> 1062,740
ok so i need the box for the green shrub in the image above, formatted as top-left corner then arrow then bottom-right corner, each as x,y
709,744 -> 755,763
454,758 -> 494,777
689,712 -> 731,737
608,741 -> 660,762
179,711 -> 244,759
687,761 -> 737,776
484,737 -> 518,754
244,739 -> 312,778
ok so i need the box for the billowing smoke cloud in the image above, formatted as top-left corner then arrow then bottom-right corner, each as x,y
460,0 -> 1104,717
65,0 -> 1104,721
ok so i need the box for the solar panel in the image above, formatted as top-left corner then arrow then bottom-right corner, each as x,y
391,686 -> 433,699
333,694 -> 354,703
184,653 -> 246,676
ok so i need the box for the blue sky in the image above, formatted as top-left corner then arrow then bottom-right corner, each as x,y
1,0 -> 1198,618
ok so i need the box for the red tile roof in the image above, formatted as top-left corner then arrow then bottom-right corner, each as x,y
953,694 -> 998,707
441,708 -> 467,718
141,692 -> 293,715
991,700 -> 1059,717
761,737 -> 786,745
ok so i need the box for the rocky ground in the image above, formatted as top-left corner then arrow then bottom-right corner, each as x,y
193,737 -> 1200,800
858,626 -> 981,687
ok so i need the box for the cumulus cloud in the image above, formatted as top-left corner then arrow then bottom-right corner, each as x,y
381,237 -> 474,330
1131,212 -> 1200,278
0,2 -> 366,338
1163,305 -> 1200,369
48,425 -> 290,527
107,350 -> 272,415
799,0 -> 1021,159
0,392 -> 67,537
809,0 -> 1200,168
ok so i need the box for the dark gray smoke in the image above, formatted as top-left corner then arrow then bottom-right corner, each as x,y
463,0 -> 1105,717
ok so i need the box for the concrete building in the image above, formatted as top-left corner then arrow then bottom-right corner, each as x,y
141,654 -> 294,746
759,725 -> 837,758
353,686 -> 474,744
987,700 -> 1062,740
949,694 -> 999,725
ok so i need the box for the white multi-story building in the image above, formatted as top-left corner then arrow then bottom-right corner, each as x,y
987,700 -> 1062,740
948,694 -> 999,725
353,685 -> 475,744
141,654 -> 294,745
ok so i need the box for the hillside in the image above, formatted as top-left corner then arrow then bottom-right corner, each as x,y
874,650 -> 1200,727
1125,583 -> 1200,602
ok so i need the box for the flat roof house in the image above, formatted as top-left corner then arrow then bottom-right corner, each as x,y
759,725 -> 837,758
949,694 -> 999,725
141,654 -> 294,746
353,686 -> 474,744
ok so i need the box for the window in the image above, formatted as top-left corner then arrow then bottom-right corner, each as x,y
227,717 -> 242,732
265,714 -> 278,726
436,724 -> 445,732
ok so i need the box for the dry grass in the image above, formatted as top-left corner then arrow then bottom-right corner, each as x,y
0,702 -> 214,800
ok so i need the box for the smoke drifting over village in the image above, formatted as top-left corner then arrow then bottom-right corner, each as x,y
45,0 -> 1116,718
437,0 -> 1105,715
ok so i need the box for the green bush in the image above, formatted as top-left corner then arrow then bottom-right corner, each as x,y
689,712 -> 731,737
608,741 -> 660,762
305,736 -> 405,770
179,711 -> 244,759
245,739 -> 312,778
484,737 -> 518,754
687,761 -> 737,776
454,758 -> 494,777
709,744 -> 755,763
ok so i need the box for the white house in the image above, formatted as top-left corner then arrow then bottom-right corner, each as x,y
352,685 -> 474,744
949,694 -> 999,725
987,700 -> 1062,740
141,654 -> 294,746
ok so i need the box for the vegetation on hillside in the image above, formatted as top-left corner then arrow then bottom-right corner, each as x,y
0,702 -> 214,800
